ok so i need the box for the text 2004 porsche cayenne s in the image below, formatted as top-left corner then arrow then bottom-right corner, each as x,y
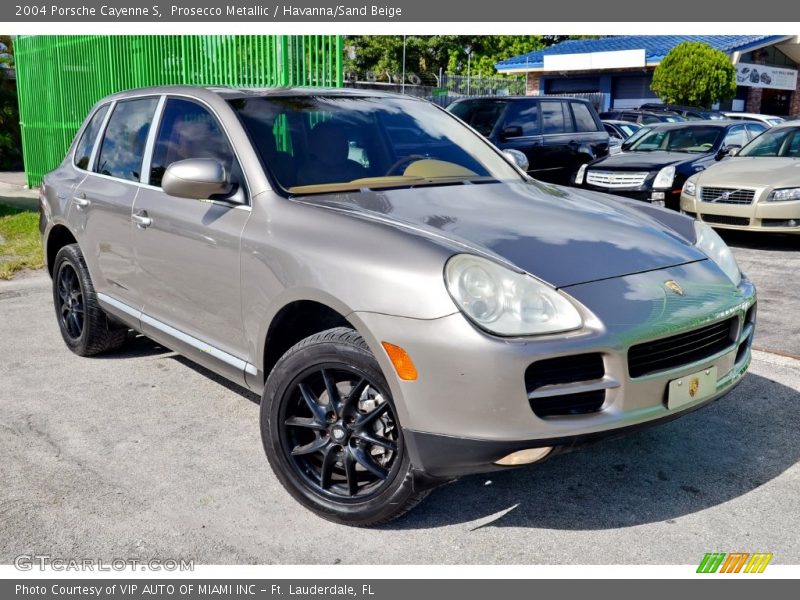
40,86 -> 756,526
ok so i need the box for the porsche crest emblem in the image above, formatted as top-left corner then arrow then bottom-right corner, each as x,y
689,377 -> 700,398
664,280 -> 684,296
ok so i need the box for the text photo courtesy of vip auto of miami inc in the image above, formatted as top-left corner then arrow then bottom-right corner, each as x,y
0,5 -> 799,592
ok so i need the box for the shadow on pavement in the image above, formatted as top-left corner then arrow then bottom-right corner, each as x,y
387,372 -> 800,530
719,229 -> 800,251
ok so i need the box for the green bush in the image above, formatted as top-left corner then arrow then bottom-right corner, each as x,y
651,41 -> 737,109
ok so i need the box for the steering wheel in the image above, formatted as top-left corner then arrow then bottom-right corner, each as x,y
385,154 -> 427,176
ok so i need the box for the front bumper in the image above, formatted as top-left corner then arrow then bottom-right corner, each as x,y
681,192 -> 800,233
350,260 -> 756,478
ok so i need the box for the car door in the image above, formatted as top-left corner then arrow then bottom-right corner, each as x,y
492,99 -> 543,176
132,96 -> 251,384
71,96 -> 159,310
532,100 -> 579,183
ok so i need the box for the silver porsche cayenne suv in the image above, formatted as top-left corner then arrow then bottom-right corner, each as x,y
40,86 -> 756,526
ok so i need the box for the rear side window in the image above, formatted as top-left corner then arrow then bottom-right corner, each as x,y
501,100 -> 540,136
723,125 -> 748,148
570,102 -> 599,132
73,104 -> 109,170
149,98 -> 236,188
95,98 -> 158,182
540,101 -> 573,134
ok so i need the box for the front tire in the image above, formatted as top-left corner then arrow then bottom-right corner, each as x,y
261,327 -> 431,526
52,244 -> 128,356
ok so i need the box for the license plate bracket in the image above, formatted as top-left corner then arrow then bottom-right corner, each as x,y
667,366 -> 717,410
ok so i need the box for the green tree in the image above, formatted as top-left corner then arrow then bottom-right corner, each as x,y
343,35 -> 579,81
0,35 -> 22,170
651,41 -> 737,108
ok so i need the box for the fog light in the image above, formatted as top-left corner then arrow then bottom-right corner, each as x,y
494,447 -> 552,466
651,191 -> 665,201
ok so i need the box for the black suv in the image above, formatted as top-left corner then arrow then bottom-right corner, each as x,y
638,102 -> 726,120
599,109 -> 685,125
447,96 -> 609,185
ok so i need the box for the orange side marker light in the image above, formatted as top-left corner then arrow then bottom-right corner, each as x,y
381,342 -> 418,381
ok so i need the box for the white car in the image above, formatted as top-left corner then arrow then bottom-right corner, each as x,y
723,112 -> 785,128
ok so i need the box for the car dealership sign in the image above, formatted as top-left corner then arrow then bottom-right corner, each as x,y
735,62 -> 798,91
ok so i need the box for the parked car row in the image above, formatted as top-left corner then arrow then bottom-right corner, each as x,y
447,95 -> 797,235
40,86 -> 759,526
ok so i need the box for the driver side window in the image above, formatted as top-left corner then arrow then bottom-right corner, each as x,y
723,125 -> 748,148
149,98 -> 238,190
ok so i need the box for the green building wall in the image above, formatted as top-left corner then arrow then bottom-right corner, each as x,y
14,35 -> 343,187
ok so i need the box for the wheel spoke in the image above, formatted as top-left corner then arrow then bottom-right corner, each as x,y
291,436 -> 329,456
320,369 -> 342,414
354,430 -> 396,452
351,446 -> 388,480
356,401 -> 389,430
343,449 -> 359,496
298,382 -> 327,423
319,448 -> 337,490
285,416 -> 327,431
342,377 -> 368,416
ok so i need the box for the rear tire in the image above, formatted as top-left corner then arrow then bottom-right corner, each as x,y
52,244 -> 128,356
261,327 -> 432,526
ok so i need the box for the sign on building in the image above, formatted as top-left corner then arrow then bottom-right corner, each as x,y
735,62 -> 798,91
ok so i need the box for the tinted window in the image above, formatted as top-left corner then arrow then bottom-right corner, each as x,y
723,125 -> 748,148
570,102 -> 599,132
540,101 -> 572,134
150,98 -> 236,188
74,104 -> 109,170
501,101 -> 539,136
449,100 -> 507,137
95,98 -> 158,182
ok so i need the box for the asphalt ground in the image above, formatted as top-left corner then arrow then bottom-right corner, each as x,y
1,234 -> 798,565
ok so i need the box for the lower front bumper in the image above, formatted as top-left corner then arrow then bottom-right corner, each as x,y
681,193 -> 800,233
404,363 -> 746,478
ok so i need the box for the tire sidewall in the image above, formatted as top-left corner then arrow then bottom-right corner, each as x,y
261,334 -> 416,525
52,245 -> 90,354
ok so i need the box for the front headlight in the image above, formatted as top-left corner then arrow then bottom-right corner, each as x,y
683,179 -> 697,197
445,254 -> 583,336
694,221 -> 741,286
575,163 -> 588,185
653,165 -> 676,189
767,187 -> 800,202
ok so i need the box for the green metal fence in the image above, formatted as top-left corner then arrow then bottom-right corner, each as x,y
15,35 -> 343,187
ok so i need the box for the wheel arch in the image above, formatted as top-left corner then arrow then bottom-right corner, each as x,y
261,299 -> 355,383
45,223 -> 78,277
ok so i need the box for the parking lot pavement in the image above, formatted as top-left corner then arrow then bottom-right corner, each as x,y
1,267 -> 798,565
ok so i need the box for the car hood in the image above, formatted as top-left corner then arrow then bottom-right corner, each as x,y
296,181 -> 706,288
590,151 -> 702,171
696,156 -> 800,187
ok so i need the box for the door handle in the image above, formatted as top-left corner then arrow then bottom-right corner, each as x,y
73,193 -> 91,209
132,211 -> 152,229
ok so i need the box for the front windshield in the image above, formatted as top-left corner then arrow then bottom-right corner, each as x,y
768,117 -> 786,126
229,95 -> 523,195
627,126 -> 722,153
738,127 -> 800,157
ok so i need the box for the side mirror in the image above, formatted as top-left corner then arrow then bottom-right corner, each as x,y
161,158 -> 232,200
499,125 -> 524,141
716,145 -> 741,160
502,149 -> 530,172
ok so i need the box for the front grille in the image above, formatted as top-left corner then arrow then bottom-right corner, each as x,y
701,214 -> 751,226
586,170 -> 649,188
525,353 -> 606,417
700,187 -> 756,204
628,317 -> 737,378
